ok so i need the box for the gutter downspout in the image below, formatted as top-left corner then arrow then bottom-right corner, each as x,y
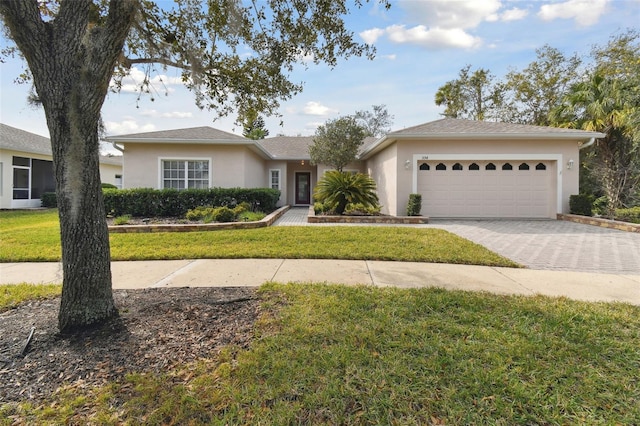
111,141 -> 124,153
579,137 -> 596,150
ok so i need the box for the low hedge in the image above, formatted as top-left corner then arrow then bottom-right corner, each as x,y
103,187 -> 280,217
569,194 -> 594,216
41,192 -> 57,208
615,206 -> 640,224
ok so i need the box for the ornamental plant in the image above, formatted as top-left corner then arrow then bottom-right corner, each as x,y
314,171 -> 379,215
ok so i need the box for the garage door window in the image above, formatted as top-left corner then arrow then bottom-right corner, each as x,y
436,163 -> 446,170
536,163 -> 547,170
486,163 -> 496,170
469,163 -> 480,170
502,163 -> 513,170
419,163 -> 430,171
452,163 -> 463,171
519,163 -> 530,170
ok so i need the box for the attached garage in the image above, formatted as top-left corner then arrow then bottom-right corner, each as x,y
361,118 -> 606,218
416,159 -> 556,218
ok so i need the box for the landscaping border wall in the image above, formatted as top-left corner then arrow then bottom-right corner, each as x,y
108,206 -> 290,233
557,213 -> 640,233
307,206 -> 429,224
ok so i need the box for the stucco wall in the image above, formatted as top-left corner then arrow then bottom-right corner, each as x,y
99,162 -> 122,187
366,143 -> 398,215
122,143 -> 267,189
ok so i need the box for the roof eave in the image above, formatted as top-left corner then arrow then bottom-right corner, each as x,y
359,132 -> 606,159
104,137 -> 250,144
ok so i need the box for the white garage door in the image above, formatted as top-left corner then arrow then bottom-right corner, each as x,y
416,160 -> 555,218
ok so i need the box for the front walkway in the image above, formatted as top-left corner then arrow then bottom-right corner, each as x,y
273,208 -> 640,274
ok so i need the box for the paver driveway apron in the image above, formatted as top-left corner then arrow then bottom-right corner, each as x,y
429,219 -> 640,274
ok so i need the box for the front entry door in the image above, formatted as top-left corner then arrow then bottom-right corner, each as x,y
295,172 -> 311,205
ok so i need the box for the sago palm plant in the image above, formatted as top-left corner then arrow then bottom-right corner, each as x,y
314,171 -> 379,215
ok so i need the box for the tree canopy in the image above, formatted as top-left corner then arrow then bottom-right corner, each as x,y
0,0 -> 390,332
309,115 -> 367,171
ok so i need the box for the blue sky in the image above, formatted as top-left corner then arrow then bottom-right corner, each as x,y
1,0 -> 639,153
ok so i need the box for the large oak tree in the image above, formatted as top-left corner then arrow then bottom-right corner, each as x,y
0,0 -> 388,332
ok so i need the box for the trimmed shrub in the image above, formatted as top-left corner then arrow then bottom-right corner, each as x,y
41,192 -> 57,208
101,183 -> 118,189
569,194 -> 594,216
344,203 -> 381,216
103,187 -> 280,217
406,193 -> 422,216
615,206 -> 640,224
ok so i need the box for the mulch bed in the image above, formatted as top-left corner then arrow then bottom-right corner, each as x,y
0,287 -> 260,404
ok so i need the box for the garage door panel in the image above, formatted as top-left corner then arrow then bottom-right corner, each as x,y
419,160 -> 554,218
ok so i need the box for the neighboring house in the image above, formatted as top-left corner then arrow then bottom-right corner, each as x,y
0,123 -> 123,209
106,118 -> 604,219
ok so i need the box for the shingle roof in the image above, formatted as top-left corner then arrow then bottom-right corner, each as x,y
1,123 -> 122,165
256,136 -> 314,159
107,126 -> 246,141
389,117 -> 603,137
0,123 -> 52,155
360,118 -> 606,158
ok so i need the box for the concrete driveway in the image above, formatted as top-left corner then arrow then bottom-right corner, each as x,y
429,220 -> 640,274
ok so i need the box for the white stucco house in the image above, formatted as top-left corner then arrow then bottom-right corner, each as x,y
0,123 -> 123,209
105,118 -> 604,219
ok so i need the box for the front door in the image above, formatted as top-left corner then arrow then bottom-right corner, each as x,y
295,172 -> 311,205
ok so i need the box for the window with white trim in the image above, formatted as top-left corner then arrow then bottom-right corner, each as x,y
269,169 -> 281,190
161,159 -> 209,190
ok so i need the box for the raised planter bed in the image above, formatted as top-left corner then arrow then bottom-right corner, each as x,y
108,205 -> 290,233
557,213 -> 640,233
307,206 -> 429,224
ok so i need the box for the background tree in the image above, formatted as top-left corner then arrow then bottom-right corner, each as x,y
550,31 -> 640,215
0,0 -> 389,332
309,115 -> 367,171
503,45 -> 582,126
434,65 -> 502,121
242,110 -> 270,140
354,104 -> 394,137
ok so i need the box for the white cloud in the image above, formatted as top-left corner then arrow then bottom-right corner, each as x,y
104,119 -> 155,136
111,67 -> 183,94
303,101 -> 338,116
386,25 -> 482,49
140,109 -> 193,119
400,0 -> 502,29
500,7 -> 529,22
360,27 -> 386,44
538,0 -> 609,27
360,0 -> 527,50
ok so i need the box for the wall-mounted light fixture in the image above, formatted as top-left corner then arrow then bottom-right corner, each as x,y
301,160 -> 305,166
567,159 -> 574,170
405,159 -> 411,170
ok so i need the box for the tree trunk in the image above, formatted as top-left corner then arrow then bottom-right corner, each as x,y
0,0 -> 138,332
50,114 -> 117,332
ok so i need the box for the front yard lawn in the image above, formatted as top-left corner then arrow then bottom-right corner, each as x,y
0,209 -> 518,267
2,283 -> 639,424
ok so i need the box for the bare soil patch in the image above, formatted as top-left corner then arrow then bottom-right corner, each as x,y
0,287 -> 259,404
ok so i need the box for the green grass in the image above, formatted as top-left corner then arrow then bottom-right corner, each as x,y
3,283 -> 639,424
0,283 -> 61,312
0,209 -> 518,267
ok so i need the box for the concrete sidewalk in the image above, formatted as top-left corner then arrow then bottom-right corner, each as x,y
1,259 -> 639,305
